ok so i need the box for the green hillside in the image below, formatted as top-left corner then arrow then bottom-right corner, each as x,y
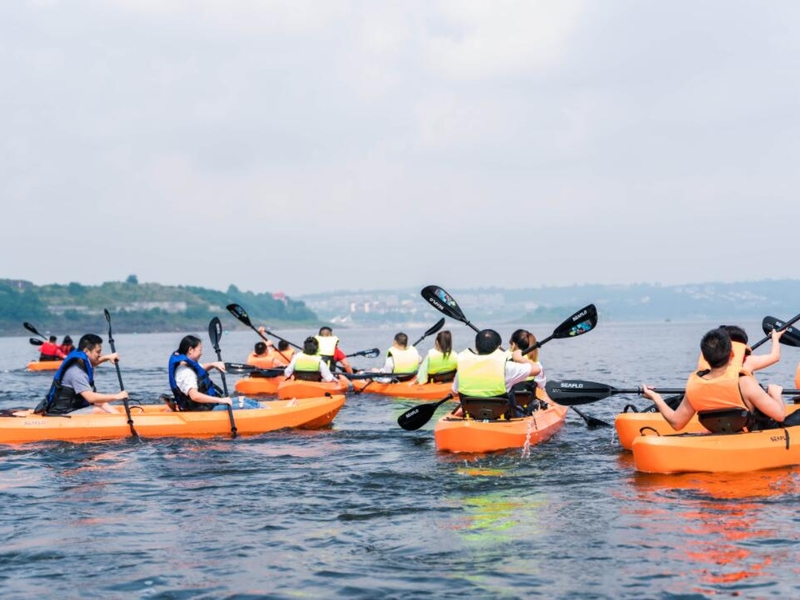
0,278 -> 319,336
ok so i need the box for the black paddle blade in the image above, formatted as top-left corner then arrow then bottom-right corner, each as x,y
762,316 -> 800,348
545,380 -> 620,405
29,338 -> 43,346
351,348 -> 380,359
209,317 -> 223,349
397,395 -> 453,431
571,407 -> 612,429
226,303 -> 253,327
23,322 -> 45,339
420,286 -> 470,325
552,304 -> 598,340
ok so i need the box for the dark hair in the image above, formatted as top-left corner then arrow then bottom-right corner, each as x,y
719,325 -> 748,345
278,340 -> 290,351
62,335 -> 73,345
701,328 -> 732,369
394,332 -> 408,347
78,333 -> 103,352
254,342 -> 267,355
49,335 -> 57,343
435,330 -> 452,358
319,327 -> 332,336
510,329 -> 539,361
303,336 -> 319,355
177,335 -> 202,355
475,329 -> 502,354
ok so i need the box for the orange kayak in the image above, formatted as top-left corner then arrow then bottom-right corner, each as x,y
632,424 -> 800,474
277,377 -> 349,399
26,360 -> 62,372
434,402 -> 568,453
616,404 -> 800,450
351,379 -> 455,400
234,375 -> 282,396
0,395 -> 345,444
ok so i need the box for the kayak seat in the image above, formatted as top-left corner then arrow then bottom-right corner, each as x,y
461,397 -> 510,421
429,370 -> 456,384
160,394 -> 179,412
393,372 -> 417,383
293,371 -> 323,382
697,408 -> 749,434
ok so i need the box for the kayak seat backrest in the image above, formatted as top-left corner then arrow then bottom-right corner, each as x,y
393,372 -> 417,383
697,408 -> 749,434
294,371 -> 323,382
429,370 -> 456,384
461,397 -> 509,421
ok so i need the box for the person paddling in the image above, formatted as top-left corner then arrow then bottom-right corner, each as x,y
39,335 -> 66,362
169,335 -> 263,411
377,332 -> 421,381
315,327 -> 354,374
416,330 -> 457,384
643,327 -> 800,432
35,333 -> 128,415
451,329 -> 539,418
246,340 -> 275,369
58,335 -> 74,356
284,337 -> 345,384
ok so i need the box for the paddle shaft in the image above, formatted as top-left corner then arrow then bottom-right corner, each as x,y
209,318 -> 237,438
103,310 -> 137,438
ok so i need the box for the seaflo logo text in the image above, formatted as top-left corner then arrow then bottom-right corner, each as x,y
559,382 -> 583,389
572,310 -> 588,322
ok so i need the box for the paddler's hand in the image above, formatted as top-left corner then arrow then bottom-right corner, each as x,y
115,391 -> 129,401
771,328 -> 786,343
640,385 -> 662,403
218,397 -> 233,406
102,352 -> 120,364
210,361 -> 226,372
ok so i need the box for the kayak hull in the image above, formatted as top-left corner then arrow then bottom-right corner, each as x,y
632,425 -> 800,474
277,378 -> 349,400
0,396 -> 345,444
27,360 -> 62,372
434,403 -> 567,453
351,379 -> 455,400
234,376 -> 282,396
616,404 -> 800,450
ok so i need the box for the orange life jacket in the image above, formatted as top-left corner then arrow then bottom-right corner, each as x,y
685,368 -> 747,413
246,352 -> 275,369
271,348 -> 295,367
795,361 -> 800,389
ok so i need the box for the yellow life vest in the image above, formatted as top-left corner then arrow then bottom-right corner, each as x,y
388,346 -> 420,374
685,368 -> 746,413
294,353 -> 322,373
246,352 -> 275,369
315,335 -> 339,358
426,348 -> 458,375
456,348 -> 507,398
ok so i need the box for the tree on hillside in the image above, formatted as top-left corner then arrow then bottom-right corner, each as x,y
126,274 -> 139,285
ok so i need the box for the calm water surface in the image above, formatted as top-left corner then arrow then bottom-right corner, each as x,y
1,319 -> 799,599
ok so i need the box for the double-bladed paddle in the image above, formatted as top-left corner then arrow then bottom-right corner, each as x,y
224,362 -> 284,377
420,286 -> 480,333
226,303 -> 299,364
760,316 -> 800,349
397,394 -> 454,431
411,318 -> 446,347
209,317 -> 237,438
23,322 -> 47,341
103,309 -> 137,439
397,299 -> 602,431
345,348 -> 380,359
546,379 -> 800,406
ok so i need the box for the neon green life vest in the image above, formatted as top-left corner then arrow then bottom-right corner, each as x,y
295,353 -> 322,373
426,348 -> 458,375
388,346 -> 420,374
456,348 -> 507,398
315,335 -> 339,358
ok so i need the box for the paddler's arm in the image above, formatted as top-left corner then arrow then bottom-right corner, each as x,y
744,328 -> 784,371
187,388 -> 232,406
641,385 -> 696,430
201,361 -> 226,373
95,352 -> 120,366
739,376 -> 785,422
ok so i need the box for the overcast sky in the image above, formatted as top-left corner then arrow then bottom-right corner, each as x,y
2,1 -> 799,297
